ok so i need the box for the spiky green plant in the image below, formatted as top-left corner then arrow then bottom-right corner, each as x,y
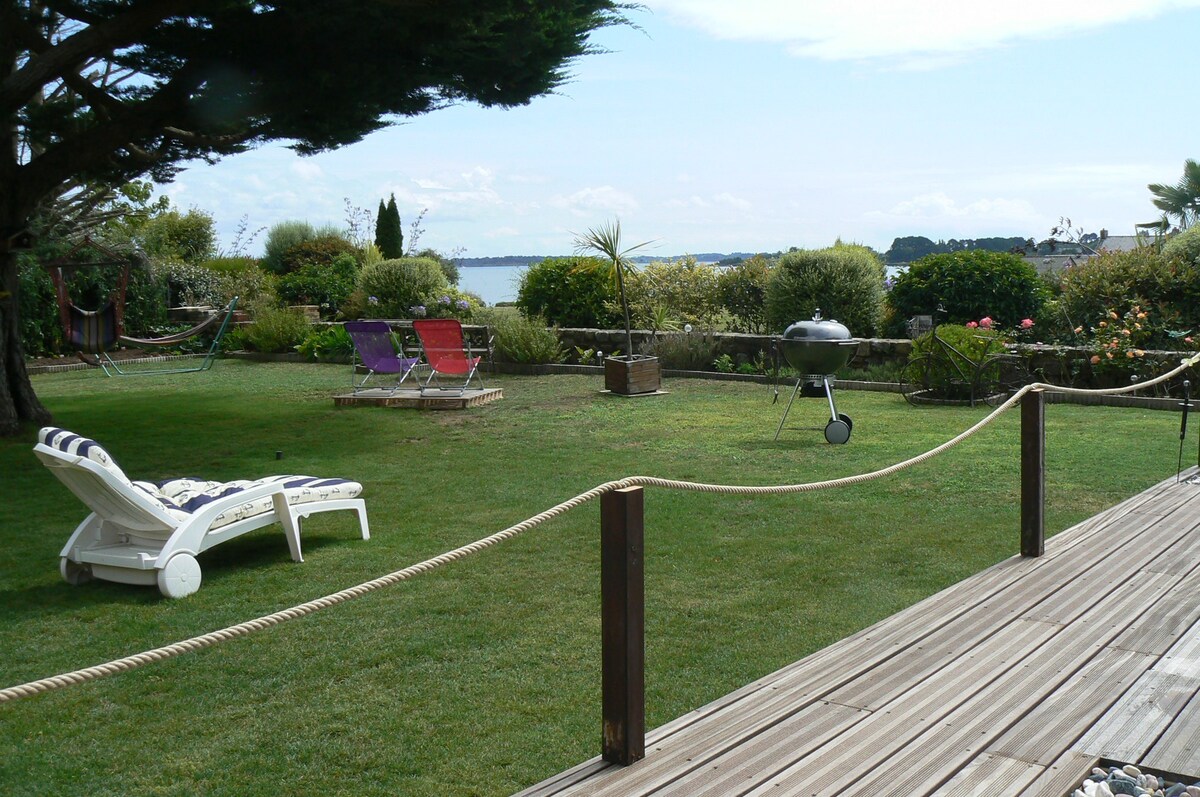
573,219 -> 654,360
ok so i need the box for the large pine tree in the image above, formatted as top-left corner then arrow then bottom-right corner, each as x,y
375,194 -> 404,258
0,1 -> 630,434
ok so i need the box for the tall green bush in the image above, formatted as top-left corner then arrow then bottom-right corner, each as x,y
276,253 -> 358,318
261,220 -> 316,274
764,244 -> 885,336
888,250 -> 1047,330
717,254 -> 773,333
516,256 -> 618,328
622,257 -> 723,329
139,208 -> 216,265
357,257 -> 450,319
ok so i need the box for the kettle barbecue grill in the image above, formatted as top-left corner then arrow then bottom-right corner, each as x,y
773,309 -> 858,444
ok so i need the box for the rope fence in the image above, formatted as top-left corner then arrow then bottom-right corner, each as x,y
3,353 -> 1197,705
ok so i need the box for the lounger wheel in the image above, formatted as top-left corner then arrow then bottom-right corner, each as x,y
824,415 -> 852,445
60,557 -> 92,586
157,553 -> 202,599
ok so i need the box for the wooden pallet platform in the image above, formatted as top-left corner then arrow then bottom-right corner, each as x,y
517,470 -> 1200,796
333,387 -> 502,410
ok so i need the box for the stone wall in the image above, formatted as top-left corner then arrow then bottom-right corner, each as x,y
552,327 -> 1191,387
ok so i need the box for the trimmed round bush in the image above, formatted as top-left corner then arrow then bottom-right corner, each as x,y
517,255 -> 618,328
888,250 -> 1047,329
1163,226 -> 1200,266
764,244 -> 885,336
357,257 -> 450,319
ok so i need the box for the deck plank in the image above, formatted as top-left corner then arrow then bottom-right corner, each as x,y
516,474 -> 1200,797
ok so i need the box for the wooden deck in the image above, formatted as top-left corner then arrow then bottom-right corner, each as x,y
332,386 -> 502,409
518,469 -> 1200,796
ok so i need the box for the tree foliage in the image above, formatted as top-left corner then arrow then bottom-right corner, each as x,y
764,244 -> 885,337
0,0 -> 632,434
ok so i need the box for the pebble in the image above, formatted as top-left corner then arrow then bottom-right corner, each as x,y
1066,766 -> 1200,797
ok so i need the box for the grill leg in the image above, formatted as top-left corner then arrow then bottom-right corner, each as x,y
774,379 -> 804,442
823,376 -> 838,423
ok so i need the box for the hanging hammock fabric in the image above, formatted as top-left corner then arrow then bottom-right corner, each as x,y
119,307 -> 227,348
44,237 -> 130,355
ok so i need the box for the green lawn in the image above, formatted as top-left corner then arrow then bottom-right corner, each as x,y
0,362 -> 1180,796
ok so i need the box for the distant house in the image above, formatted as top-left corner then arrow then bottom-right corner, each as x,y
1021,228 -> 1151,274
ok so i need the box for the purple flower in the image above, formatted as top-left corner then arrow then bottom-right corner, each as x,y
410,305 -> 427,318
457,299 -> 470,310
439,295 -> 452,305
368,295 -> 379,305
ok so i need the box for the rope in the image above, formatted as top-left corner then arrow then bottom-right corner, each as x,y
4,353 -> 1197,704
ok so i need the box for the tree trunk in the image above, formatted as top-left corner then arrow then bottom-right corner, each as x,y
0,248 -> 52,436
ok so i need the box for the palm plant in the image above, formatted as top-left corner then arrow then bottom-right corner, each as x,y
1148,159 -> 1200,231
573,219 -> 654,360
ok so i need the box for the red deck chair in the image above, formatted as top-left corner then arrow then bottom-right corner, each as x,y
412,319 -> 485,395
345,321 -> 421,394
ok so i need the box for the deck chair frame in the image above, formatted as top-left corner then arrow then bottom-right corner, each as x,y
36,428 -> 369,598
411,318 -> 490,396
345,320 -> 422,394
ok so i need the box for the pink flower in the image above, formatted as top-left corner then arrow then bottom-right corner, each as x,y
979,317 -> 993,329
1020,318 -> 1034,329
966,321 -> 978,329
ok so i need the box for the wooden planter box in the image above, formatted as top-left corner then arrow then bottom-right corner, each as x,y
604,355 -> 661,395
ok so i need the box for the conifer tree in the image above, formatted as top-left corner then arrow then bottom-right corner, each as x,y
375,194 -> 404,258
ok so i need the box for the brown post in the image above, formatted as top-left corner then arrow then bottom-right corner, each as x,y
600,486 -> 645,765
1021,388 -> 1045,557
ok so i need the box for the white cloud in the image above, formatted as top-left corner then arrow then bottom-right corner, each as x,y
649,0 -> 1200,61
549,185 -> 640,217
291,160 -> 323,180
485,226 -> 521,239
870,191 -> 1039,223
413,178 -> 450,190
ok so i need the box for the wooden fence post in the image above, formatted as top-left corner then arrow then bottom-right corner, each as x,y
600,486 -> 645,765
1021,388 -> 1045,557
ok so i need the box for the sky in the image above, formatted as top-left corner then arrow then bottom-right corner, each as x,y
159,0 -> 1200,259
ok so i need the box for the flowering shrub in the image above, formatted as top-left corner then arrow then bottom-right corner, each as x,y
1074,304 -> 1193,379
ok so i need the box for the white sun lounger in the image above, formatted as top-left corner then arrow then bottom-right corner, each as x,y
36,427 -> 370,598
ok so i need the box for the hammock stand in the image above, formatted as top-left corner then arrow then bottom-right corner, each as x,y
101,296 -> 239,376
44,237 -> 238,376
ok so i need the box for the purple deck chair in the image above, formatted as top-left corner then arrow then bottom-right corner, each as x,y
345,320 -> 421,394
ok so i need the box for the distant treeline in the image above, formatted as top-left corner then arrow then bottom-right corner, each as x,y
881,236 -> 1030,264
456,238 -> 1047,269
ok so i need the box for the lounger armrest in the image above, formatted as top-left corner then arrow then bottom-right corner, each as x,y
153,480 -> 291,566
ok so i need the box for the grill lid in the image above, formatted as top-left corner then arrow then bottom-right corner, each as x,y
781,308 -> 851,341
778,309 -> 858,374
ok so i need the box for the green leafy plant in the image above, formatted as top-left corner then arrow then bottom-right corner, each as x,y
642,329 -> 723,370
480,309 -> 565,364
261,220 -> 317,275
278,234 -> 359,274
909,324 -> 1007,401
242,304 -> 313,353
713,353 -> 735,373
297,324 -> 355,361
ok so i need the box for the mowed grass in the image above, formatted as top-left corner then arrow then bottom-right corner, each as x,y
0,362 -> 1181,796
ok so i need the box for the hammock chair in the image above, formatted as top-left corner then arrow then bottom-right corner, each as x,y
44,237 -> 238,376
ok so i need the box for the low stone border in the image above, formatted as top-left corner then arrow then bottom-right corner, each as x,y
26,352 -> 1185,412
